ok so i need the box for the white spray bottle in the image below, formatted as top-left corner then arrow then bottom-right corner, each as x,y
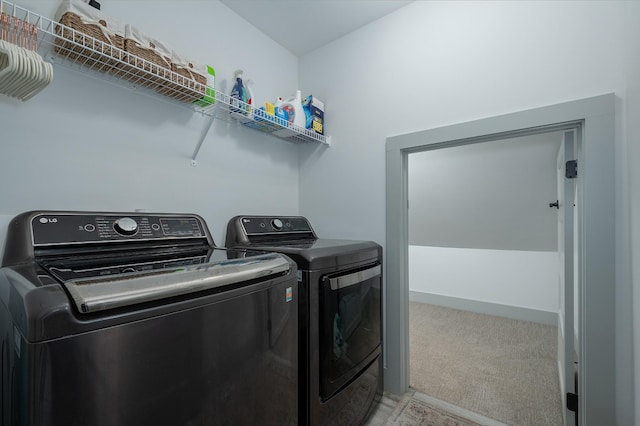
245,79 -> 255,117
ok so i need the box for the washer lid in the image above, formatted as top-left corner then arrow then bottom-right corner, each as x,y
62,251 -> 291,313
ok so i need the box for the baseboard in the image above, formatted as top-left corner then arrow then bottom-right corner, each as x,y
409,291 -> 557,325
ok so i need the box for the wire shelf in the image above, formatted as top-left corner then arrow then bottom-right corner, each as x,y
1,0 -> 330,154
203,91 -> 329,145
1,1 -> 209,103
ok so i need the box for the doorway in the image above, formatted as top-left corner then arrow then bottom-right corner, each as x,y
384,94 -> 615,425
406,131 -> 565,424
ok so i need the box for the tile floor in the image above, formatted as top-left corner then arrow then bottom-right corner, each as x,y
363,392 -> 404,425
363,390 -> 511,426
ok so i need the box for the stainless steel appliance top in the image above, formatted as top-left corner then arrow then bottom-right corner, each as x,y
226,215 -> 382,270
1,211 -> 292,315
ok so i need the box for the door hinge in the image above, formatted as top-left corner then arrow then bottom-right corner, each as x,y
566,160 -> 578,179
566,392 -> 578,413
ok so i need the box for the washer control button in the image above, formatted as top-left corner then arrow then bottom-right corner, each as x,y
272,219 -> 283,230
84,224 -> 96,232
114,217 -> 138,236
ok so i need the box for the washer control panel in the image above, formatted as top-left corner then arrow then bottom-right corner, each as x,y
113,217 -> 138,236
271,218 -> 284,230
31,213 -> 206,246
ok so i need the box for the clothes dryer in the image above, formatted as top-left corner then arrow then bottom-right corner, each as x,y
226,215 -> 383,426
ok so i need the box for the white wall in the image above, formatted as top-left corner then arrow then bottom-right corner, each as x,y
409,245 -> 559,313
408,133 -> 562,251
298,1 -> 634,423
407,133 -> 561,324
0,1 -> 301,249
299,0 -> 625,243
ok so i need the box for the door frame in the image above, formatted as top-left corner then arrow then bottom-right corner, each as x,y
384,94 -> 615,425
557,129 -> 578,426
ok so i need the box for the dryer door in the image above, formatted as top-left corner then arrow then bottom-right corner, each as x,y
319,263 -> 382,400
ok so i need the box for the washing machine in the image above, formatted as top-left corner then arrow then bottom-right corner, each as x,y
0,210 -> 298,426
226,215 -> 383,426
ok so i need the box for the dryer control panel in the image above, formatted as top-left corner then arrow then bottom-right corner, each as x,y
226,216 -> 317,246
240,216 -> 313,235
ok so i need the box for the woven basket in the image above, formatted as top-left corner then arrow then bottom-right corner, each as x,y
124,39 -> 171,88
159,61 -> 206,103
54,11 -> 124,72
118,25 -> 172,90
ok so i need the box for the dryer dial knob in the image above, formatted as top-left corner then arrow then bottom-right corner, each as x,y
272,219 -> 283,230
114,217 -> 138,236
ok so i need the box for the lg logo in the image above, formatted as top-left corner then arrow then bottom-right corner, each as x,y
39,217 -> 58,224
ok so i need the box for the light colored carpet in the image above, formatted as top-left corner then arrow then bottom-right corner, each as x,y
409,302 -> 563,426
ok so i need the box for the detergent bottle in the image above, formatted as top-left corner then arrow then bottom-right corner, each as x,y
230,69 -> 246,113
302,95 -> 313,129
273,96 -> 288,127
193,65 -> 215,107
281,90 -> 306,129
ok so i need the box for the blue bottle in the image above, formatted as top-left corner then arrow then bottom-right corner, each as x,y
230,69 -> 246,113
302,95 -> 313,129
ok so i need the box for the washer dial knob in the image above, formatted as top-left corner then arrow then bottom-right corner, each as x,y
271,218 -> 283,230
114,217 -> 138,236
